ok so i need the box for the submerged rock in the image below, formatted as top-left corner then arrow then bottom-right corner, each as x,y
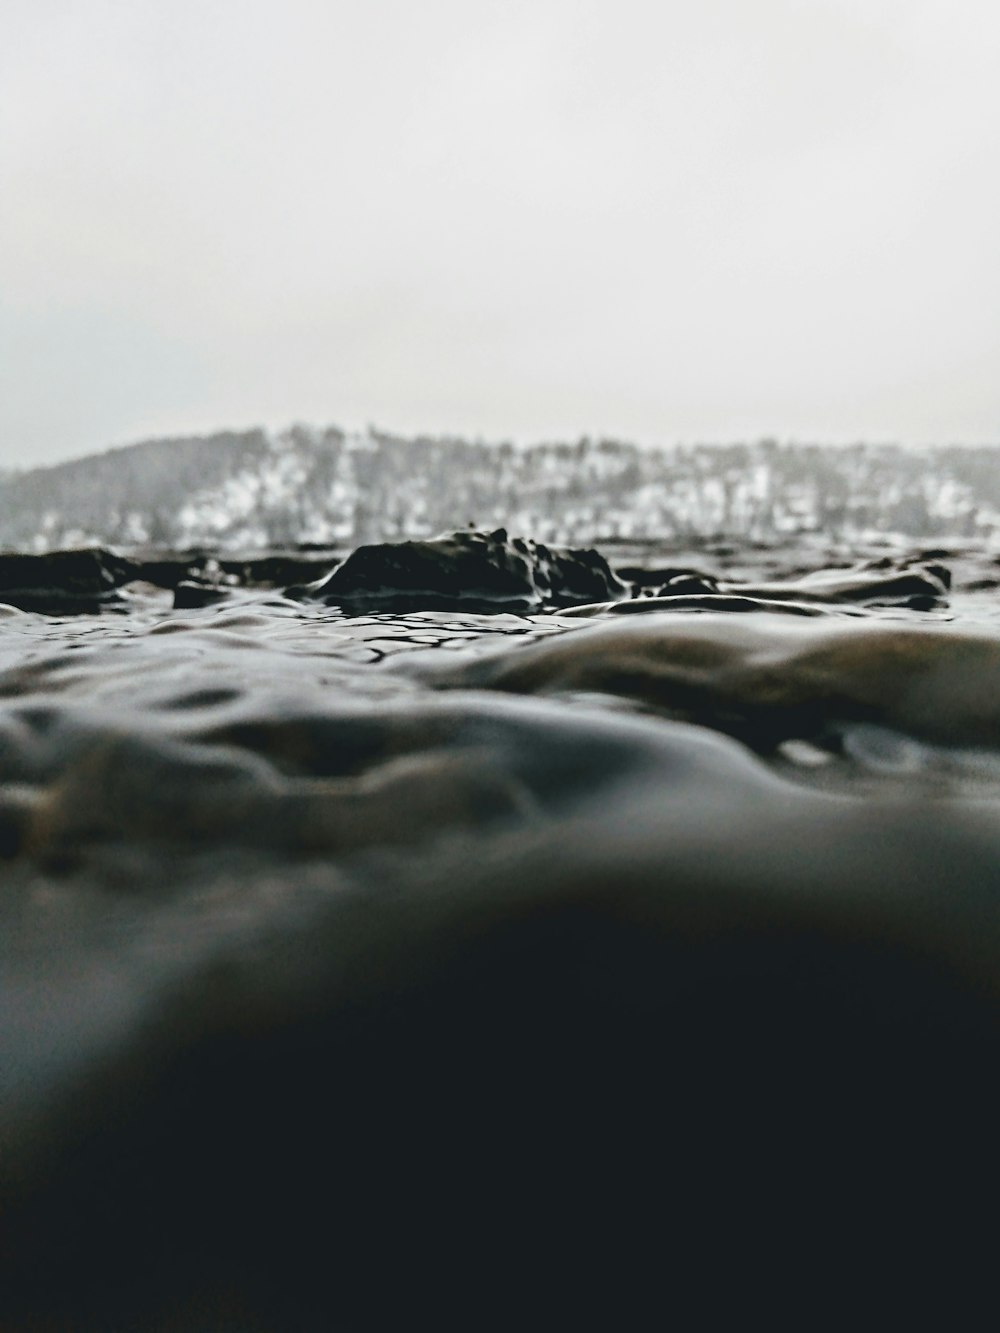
288,527 -> 629,611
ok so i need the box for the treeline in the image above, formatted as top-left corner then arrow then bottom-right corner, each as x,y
1,426 -> 999,550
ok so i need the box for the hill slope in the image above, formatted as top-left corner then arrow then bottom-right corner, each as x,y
2,426 -> 999,550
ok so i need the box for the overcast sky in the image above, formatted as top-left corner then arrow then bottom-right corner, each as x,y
2,0 -> 999,466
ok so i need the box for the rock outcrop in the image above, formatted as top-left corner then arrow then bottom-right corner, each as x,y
290,527 -> 629,611
0,548 -> 140,613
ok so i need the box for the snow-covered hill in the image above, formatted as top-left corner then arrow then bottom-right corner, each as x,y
2,425 -> 999,550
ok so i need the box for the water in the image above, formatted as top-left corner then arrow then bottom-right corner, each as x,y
2,535 -> 999,1329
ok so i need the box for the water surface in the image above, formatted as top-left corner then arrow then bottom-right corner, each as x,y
3,535 -> 999,1329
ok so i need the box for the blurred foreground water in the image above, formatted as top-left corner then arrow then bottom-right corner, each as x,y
2,532 -> 999,1329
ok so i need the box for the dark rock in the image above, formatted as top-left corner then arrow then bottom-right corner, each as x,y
128,551 -> 211,590
919,561 -> 951,590
135,560 -> 192,589
127,546 -> 334,599
129,550 -> 234,590
216,552 -> 340,588
86,547 -> 231,592
615,564 -> 715,590
128,549 -> 339,593
289,528 -> 629,611
172,581 -> 233,610
0,548 -> 141,614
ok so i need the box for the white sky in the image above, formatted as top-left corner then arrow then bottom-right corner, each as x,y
2,0 -> 999,466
